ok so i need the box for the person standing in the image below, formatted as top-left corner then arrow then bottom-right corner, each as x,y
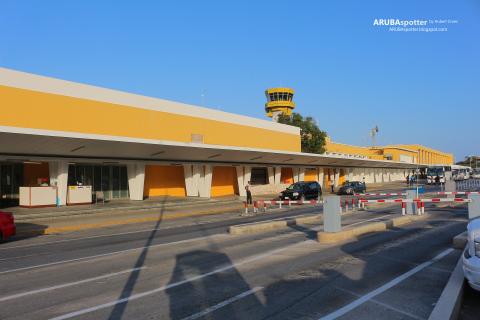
362,176 -> 367,191
406,174 -> 410,186
329,179 -> 335,193
245,181 -> 253,205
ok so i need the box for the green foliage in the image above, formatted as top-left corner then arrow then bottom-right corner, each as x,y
277,112 -> 327,154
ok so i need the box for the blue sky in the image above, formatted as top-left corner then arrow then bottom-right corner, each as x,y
1,0 -> 479,161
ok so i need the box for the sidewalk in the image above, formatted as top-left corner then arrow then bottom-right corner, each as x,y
7,195 -> 242,222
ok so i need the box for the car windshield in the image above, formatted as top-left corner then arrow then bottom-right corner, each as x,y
286,183 -> 303,191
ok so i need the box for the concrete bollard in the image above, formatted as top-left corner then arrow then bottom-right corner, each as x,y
468,194 -> 480,220
263,201 -> 267,212
351,198 -> 356,211
324,196 -> 342,233
406,190 -> 417,215
244,201 -> 248,214
401,202 -> 406,215
253,201 -> 258,214
421,202 -> 425,215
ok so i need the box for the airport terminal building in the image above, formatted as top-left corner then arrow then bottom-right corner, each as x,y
0,68 -> 453,207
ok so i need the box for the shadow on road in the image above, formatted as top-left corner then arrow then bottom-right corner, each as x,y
107,198 -> 166,320
167,250 -> 264,320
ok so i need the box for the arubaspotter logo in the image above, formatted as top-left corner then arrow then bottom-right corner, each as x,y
373,19 -> 428,27
373,18 -> 457,32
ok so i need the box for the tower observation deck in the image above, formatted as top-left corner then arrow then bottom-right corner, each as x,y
265,87 -> 295,121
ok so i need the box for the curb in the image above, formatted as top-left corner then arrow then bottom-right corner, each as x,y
13,198 -> 242,222
453,231 -> 468,250
16,205 -> 243,237
228,214 -> 322,235
428,253 -> 465,320
316,214 -> 429,243
228,211 -> 363,235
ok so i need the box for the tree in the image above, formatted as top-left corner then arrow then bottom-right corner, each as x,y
277,112 -> 327,154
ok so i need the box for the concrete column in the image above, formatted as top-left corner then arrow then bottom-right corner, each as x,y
375,169 -> 382,183
49,161 -> 69,206
183,164 -> 197,197
274,166 -> 282,185
368,169 -> 375,183
382,169 -> 388,182
267,167 -> 275,185
293,168 -> 300,183
334,169 -> 340,187
199,165 -> 212,198
127,163 -> 145,201
317,169 -> 325,189
299,167 -> 305,182
236,166 -> 246,197
348,168 -> 354,181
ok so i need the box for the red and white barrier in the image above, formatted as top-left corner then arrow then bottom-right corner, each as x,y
354,192 -> 406,197
437,191 -> 480,195
243,199 -> 323,214
358,198 -> 471,203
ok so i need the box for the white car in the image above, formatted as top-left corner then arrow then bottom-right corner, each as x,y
463,219 -> 480,291
472,172 -> 480,179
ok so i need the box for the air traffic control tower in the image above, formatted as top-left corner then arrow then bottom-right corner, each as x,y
265,87 -> 295,122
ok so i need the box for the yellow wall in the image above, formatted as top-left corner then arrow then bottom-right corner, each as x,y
394,144 -> 454,165
281,168 -> 294,184
304,169 -> 318,182
144,165 -> 186,197
326,138 -> 453,165
211,166 -> 238,197
23,162 -> 50,186
0,85 -> 300,152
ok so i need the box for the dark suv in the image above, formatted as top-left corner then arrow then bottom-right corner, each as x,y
280,181 -> 322,201
337,181 -> 366,195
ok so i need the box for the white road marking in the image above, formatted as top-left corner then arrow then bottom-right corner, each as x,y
335,286 -> 424,320
0,267 -> 146,302
0,235 -> 224,275
318,248 -> 454,320
345,214 -> 393,228
49,240 -> 314,320
180,287 -> 263,320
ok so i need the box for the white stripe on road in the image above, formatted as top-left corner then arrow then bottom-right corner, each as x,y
0,235 -> 223,275
0,267 -> 146,302
318,248 -> 454,320
346,215 -> 393,228
49,240 -> 313,320
180,287 -> 263,320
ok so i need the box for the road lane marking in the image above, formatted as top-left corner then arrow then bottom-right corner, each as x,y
335,286 -> 424,320
0,267 -> 146,302
318,248 -> 454,320
1,209 -> 316,251
49,240 -> 314,320
180,287 -> 263,320
0,235 -> 224,275
346,215 -> 393,227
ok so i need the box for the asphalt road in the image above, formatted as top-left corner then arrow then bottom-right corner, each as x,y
0,199 -> 467,320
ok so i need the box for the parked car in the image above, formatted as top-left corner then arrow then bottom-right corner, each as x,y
463,218 -> 480,291
280,181 -> 322,201
472,169 -> 480,179
0,211 -> 16,242
337,181 -> 366,195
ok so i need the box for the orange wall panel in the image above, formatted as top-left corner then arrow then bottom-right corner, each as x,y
304,169 -> 318,182
281,168 -> 294,184
144,165 -> 186,197
211,166 -> 238,197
